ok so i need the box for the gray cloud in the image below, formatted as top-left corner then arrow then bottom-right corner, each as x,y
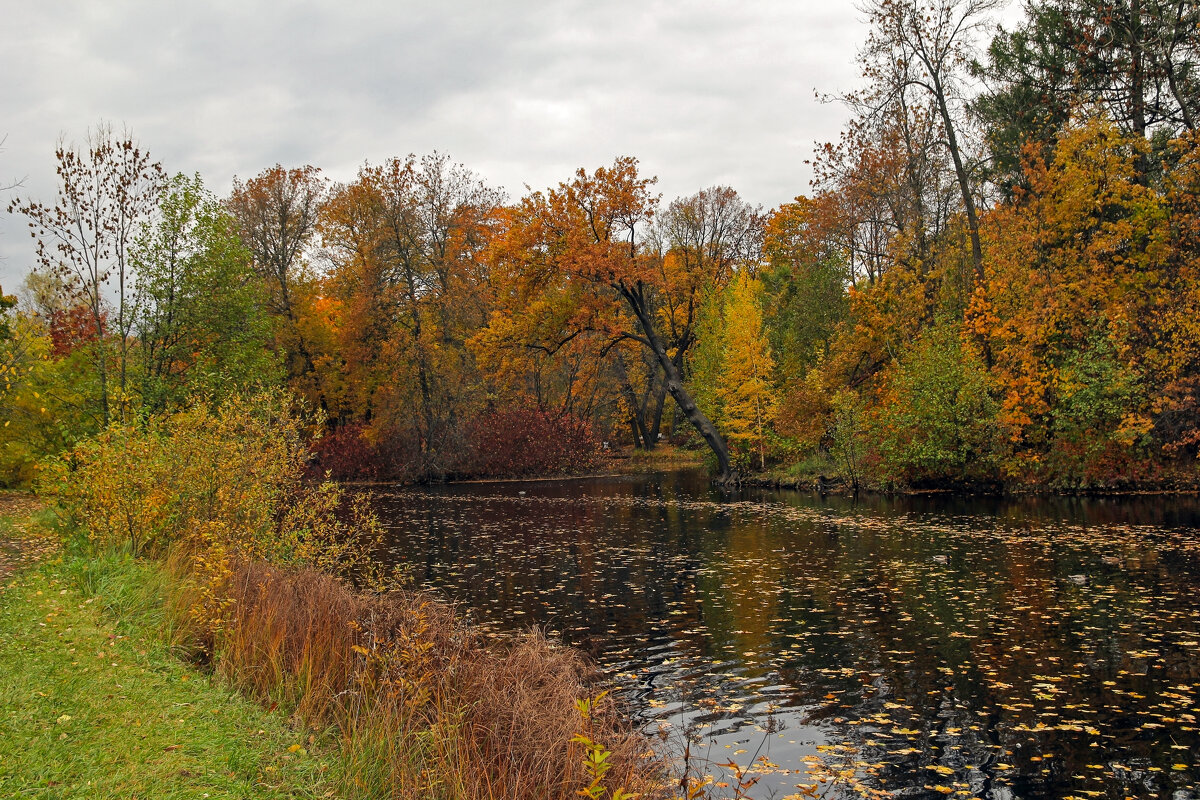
1,0 -> 895,290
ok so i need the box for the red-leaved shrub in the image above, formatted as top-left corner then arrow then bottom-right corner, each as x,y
312,423 -> 423,481
313,409 -> 600,481
457,408 -> 600,478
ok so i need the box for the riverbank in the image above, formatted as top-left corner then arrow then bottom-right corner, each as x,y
735,466 -> 1200,497
338,444 -> 707,488
0,504 -> 343,799
0,511 -> 669,800
6,393 -> 674,800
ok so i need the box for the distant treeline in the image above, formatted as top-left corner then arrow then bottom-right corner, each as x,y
2,0 -> 1198,489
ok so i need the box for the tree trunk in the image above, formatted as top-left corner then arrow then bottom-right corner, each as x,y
1129,0 -> 1147,140
647,375 -> 669,446
613,352 -> 652,449
628,417 -> 644,449
927,71 -> 994,367
931,73 -> 984,286
403,271 -> 437,465
618,282 -> 734,483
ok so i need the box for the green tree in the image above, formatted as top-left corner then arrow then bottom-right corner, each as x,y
976,0 -> 1198,188
1049,327 -> 1149,482
875,321 -> 999,483
133,174 -> 277,409
0,287 -> 15,342
761,199 -> 848,374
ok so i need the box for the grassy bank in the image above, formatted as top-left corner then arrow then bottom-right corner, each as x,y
0,519 -> 342,798
8,394 -> 671,800
2,516 -> 666,800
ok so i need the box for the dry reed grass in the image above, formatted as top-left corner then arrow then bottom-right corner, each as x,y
167,559 -> 666,800
46,394 -> 672,799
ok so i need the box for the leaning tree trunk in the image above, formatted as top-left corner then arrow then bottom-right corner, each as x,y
617,282 -> 734,483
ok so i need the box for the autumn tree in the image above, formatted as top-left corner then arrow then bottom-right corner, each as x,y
320,153 -> 502,476
488,158 -> 737,481
967,118 -> 1168,480
226,164 -> 326,393
8,124 -> 164,422
469,269 -> 619,422
696,271 -> 779,470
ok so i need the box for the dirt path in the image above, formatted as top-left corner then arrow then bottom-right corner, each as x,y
0,493 -> 55,580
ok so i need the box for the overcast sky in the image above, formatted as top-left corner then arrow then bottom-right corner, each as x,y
0,0 -> 1018,292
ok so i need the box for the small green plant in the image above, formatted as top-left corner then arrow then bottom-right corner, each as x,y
573,691 -> 639,800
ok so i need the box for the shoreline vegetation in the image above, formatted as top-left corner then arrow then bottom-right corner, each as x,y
340,443 -> 1199,498
733,468 -> 1200,497
1,3 -> 1198,504
0,395 -> 682,800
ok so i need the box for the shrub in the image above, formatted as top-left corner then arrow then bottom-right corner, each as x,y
874,322 -> 1000,486
457,407 -> 600,478
311,422 -> 425,482
41,391 -> 384,626
209,562 -> 662,799
42,391 -> 667,799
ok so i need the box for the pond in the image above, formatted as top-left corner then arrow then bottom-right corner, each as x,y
368,470 -> 1200,800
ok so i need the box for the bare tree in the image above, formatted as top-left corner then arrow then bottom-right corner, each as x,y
860,0 -> 1000,283
0,134 -> 24,193
8,124 -> 164,422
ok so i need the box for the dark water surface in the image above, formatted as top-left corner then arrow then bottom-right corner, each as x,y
368,471 -> 1200,799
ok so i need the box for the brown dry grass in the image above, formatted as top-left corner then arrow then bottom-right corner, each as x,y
166,559 -> 666,800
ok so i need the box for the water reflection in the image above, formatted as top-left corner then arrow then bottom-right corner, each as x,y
368,471 -> 1200,799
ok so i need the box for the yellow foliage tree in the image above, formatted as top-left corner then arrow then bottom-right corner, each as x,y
714,272 -> 778,470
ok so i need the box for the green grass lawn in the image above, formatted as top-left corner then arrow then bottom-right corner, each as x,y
0,520 -> 344,799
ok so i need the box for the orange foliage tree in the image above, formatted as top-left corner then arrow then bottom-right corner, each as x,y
482,158 -> 737,481
969,119 -> 1175,480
